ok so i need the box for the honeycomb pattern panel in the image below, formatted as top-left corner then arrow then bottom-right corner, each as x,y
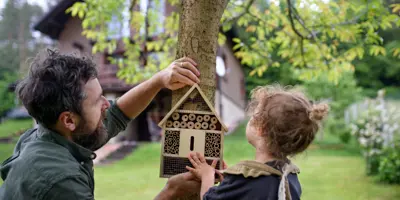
162,156 -> 221,176
204,133 -> 221,158
163,130 -> 180,155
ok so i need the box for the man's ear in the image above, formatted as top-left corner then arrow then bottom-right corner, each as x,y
58,111 -> 80,132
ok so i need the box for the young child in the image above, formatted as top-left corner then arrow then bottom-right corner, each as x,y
186,85 -> 329,200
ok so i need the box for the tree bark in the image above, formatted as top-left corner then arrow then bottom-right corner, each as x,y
172,0 -> 229,107
171,1 -> 228,199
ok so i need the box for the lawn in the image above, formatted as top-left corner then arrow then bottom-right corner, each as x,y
1,120 -> 400,199
93,124 -> 400,200
0,119 -> 33,138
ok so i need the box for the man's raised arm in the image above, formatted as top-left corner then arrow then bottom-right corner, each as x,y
116,57 -> 200,119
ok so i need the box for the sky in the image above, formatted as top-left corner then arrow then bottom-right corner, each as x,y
0,0 -> 49,11
0,0 -> 51,40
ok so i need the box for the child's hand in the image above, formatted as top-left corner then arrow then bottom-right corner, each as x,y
186,152 -> 216,180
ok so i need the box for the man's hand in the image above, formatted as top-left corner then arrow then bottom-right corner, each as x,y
167,172 -> 201,196
116,57 -> 200,119
155,57 -> 200,90
154,172 -> 201,200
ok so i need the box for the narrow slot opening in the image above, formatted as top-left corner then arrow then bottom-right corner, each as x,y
190,136 -> 194,151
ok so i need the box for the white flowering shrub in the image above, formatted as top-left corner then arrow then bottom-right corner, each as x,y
350,90 -> 400,175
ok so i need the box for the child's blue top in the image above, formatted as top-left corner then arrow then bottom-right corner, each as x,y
203,160 -> 302,200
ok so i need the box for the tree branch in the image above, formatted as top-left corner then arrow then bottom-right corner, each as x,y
245,11 -> 294,39
223,0 -> 256,25
287,0 -> 330,69
287,0 -> 311,68
287,0 -> 306,39
300,38 -> 307,67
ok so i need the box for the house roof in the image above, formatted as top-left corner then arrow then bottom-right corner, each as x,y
33,0 -> 82,39
158,84 -> 228,132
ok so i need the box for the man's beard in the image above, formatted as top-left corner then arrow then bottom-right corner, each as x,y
72,116 -> 108,151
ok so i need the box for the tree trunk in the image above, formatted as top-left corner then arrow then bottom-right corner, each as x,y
172,1 -> 228,199
172,0 -> 229,107
18,12 -> 27,76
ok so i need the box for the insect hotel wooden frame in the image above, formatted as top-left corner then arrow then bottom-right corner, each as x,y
158,84 -> 228,178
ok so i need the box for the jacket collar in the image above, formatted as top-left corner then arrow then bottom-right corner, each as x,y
37,125 -> 95,162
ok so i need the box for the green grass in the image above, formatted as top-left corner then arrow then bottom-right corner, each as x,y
92,124 -> 400,200
0,119 -> 33,138
1,120 -> 400,199
0,119 -> 33,185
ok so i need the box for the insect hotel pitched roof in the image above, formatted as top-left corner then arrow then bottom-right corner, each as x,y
158,83 -> 228,132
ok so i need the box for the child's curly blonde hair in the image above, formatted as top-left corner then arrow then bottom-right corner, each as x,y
247,85 -> 329,159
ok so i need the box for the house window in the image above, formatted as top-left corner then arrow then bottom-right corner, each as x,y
139,0 -> 166,36
216,55 -> 229,82
107,0 -> 131,39
105,52 -> 126,66
72,42 -> 84,52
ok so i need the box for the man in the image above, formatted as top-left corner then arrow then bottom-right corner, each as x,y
0,49 -> 201,199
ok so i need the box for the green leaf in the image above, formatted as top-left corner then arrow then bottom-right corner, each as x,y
369,45 -> 386,56
232,38 -> 241,43
392,48 -> 400,58
272,62 -> 280,67
390,3 -> 400,13
92,45 -> 98,54
78,10 -> 84,19
249,69 -> 257,77
71,7 -> 78,16
345,46 -> 364,60
257,28 -> 265,40
218,33 -> 226,45
233,43 -> 242,51
222,23 -> 232,32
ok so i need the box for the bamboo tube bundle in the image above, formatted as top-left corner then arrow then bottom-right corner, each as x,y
201,122 -> 208,129
196,115 -> 203,123
187,122 -> 195,129
211,116 -> 218,124
173,121 -> 180,128
189,114 -> 196,121
172,113 -> 180,120
203,115 -> 210,122
180,121 -> 187,128
166,121 -> 173,128
209,124 -> 216,130
194,122 -> 202,129
182,114 -> 189,121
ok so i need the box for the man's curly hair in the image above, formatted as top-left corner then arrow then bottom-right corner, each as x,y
16,49 -> 98,128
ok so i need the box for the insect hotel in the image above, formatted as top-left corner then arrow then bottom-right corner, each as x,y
158,84 -> 228,178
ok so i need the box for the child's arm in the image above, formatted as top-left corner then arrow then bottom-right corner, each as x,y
199,172 -> 215,199
186,152 -> 221,199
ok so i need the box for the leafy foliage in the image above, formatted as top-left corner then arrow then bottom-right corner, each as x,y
67,0 -> 178,83
67,0 -> 400,84
0,0 -> 43,44
353,29 -> 400,97
0,0 -> 46,114
300,71 -> 362,143
0,0 -> 45,75
0,74 -> 17,117
350,90 -> 400,175
378,143 -> 400,184
302,72 -> 362,117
